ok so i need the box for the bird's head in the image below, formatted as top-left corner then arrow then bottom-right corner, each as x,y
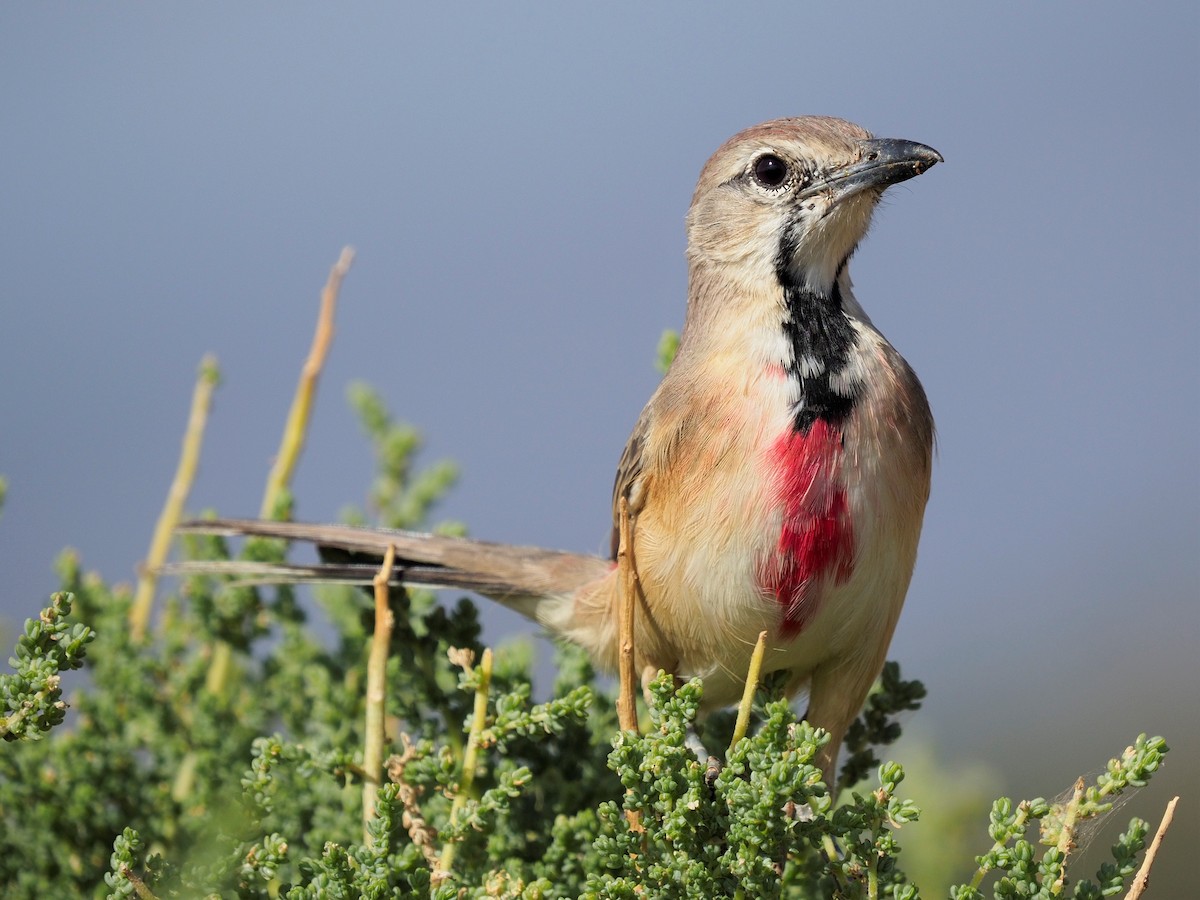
685,117 -> 941,297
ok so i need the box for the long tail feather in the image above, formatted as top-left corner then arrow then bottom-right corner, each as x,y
172,518 -> 611,622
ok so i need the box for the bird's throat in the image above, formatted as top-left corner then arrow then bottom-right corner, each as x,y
779,278 -> 860,432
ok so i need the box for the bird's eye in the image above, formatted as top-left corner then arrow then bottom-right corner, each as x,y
752,154 -> 789,188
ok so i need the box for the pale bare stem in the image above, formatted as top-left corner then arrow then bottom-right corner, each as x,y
203,641 -> 234,699
1050,777 -> 1086,894
130,356 -> 220,641
188,251 -> 356,798
1125,796 -> 1179,900
728,630 -> 768,755
387,736 -> 442,871
204,249 -> 354,716
362,544 -> 397,846
821,835 -> 840,865
120,865 -> 159,900
616,496 -> 639,734
436,647 -> 493,883
616,497 -> 646,835
260,245 -> 355,519
169,753 -> 198,804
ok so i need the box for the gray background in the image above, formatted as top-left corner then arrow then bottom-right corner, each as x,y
2,3 -> 1196,889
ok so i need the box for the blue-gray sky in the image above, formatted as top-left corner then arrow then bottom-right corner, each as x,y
2,3 -> 1196,885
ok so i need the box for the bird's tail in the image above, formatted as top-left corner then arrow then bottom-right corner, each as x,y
170,518 -> 612,626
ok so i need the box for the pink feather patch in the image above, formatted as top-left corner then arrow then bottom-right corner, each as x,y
759,419 -> 855,637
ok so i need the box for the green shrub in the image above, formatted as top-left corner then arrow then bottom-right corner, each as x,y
0,270 -> 1173,897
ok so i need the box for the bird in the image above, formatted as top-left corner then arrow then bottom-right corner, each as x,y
180,116 -> 941,788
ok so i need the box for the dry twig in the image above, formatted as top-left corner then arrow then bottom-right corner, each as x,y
1125,796 -> 1179,900
616,496 -> 640,734
436,647 -> 494,882
362,543 -> 397,845
260,246 -> 354,518
131,355 -> 219,641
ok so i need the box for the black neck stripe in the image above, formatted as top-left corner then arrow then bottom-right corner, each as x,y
776,252 -> 860,432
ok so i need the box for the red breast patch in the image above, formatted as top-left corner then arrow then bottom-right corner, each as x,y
759,419 -> 855,637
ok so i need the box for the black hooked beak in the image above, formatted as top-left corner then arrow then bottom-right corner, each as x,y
799,138 -> 942,203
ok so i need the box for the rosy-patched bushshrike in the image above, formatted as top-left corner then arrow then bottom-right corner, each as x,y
182,116 -> 941,786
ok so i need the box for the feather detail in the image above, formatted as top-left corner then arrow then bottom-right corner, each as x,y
758,419 -> 855,637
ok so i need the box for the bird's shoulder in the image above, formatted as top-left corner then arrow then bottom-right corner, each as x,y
607,370 -> 699,558
608,359 -> 762,557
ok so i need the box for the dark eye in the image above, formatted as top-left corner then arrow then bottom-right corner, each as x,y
752,154 -> 789,188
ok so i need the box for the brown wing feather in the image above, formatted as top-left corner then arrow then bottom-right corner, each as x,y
609,369 -> 699,558
609,407 -> 650,558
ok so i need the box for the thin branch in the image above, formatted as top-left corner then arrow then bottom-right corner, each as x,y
260,246 -> 354,519
1125,796 -> 1179,900
362,544 -> 397,846
728,631 -> 768,754
616,496 -> 639,734
120,865 -> 159,900
130,355 -> 219,641
1050,777 -> 1086,894
189,249 -> 353,798
615,496 -> 646,834
436,647 -> 493,882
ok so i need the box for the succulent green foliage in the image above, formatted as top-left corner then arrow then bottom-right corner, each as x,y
0,390 -> 476,897
0,388 -> 1173,898
583,673 -> 923,899
839,661 -> 927,789
0,592 -> 95,741
948,734 -> 1168,899
345,380 -> 461,533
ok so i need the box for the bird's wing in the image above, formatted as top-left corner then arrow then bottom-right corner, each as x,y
609,376 -> 698,559
609,405 -> 651,559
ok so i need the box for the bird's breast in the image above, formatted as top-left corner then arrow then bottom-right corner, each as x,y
626,324 -> 931,702
757,418 -> 855,638
629,364 -> 841,651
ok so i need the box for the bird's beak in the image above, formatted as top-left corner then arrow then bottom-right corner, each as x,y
800,138 -> 942,204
